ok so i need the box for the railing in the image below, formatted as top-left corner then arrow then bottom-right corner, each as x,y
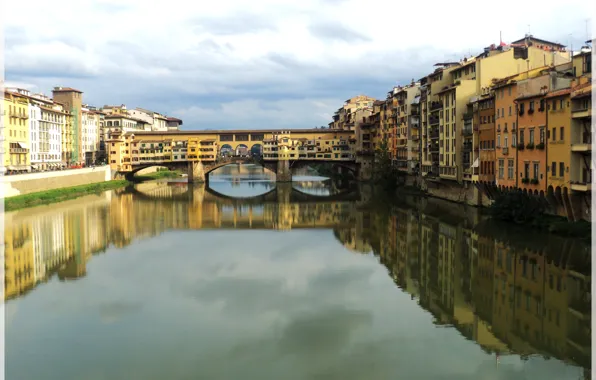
462,126 -> 473,136
502,147 -> 509,155
9,148 -> 29,153
430,130 -> 440,139
430,102 -> 442,111
429,116 -> 439,125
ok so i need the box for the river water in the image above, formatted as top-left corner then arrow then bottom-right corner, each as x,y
3,164 -> 592,380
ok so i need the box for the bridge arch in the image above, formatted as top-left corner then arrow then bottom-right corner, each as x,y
220,144 -> 233,157
250,144 -> 263,157
236,144 -> 249,156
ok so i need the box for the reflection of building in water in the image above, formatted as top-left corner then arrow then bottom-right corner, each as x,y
361,200 -> 591,370
4,213 -> 35,299
4,193 -> 112,299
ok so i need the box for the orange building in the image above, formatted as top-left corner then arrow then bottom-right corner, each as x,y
477,91 -> 495,182
492,72 -> 529,188
515,75 -> 549,193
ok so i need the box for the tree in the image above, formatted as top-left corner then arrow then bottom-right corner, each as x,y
372,138 -> 405,192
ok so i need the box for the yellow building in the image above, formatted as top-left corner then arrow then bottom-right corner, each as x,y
2,91 -> 31,173
546,88 -> 572,190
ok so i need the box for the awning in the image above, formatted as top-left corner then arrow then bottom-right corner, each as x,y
472,158 -> 479,168
31,164 -> 39,169
17,142 -> 28,149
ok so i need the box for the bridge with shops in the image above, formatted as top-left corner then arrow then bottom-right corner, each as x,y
108,128 -> 366,182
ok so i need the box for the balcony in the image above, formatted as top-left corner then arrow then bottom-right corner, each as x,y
430,130 -> 440,139
572,107 -> 592,119
462,126 -> 473,137
571,177 -> 592,192
430,102 -> 442,111
462,144 -> 472,152
571,143 -> 592,153
502,147 -> 509,155
9,148 -> 29,154
463,111 -> 474,120
429,116 -> 439,125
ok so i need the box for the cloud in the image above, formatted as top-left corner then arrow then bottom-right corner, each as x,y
3,0 -> 593,129
308,22 -> 371,43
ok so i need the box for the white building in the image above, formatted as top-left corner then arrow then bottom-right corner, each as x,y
82,107 -> 100,165
29,102 -> 42,169
128,107 -> 169,131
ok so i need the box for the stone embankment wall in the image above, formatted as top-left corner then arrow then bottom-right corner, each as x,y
2,166 -> 112,198
412,176 -> 493,208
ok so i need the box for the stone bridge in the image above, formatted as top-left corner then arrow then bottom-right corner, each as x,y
107,128 -> 368,183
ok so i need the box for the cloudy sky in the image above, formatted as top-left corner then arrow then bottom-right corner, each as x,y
3,0 -> 593,130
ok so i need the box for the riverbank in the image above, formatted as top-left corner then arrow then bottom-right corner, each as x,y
381,174 -> 592,240
5,180 -> 130,211
4,169 -> 182,211
132,169 -> 182,182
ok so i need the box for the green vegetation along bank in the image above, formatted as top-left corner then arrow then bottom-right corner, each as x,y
5,169 -> 183,211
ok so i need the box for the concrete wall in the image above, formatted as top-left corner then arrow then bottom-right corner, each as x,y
2,165 -> 112,198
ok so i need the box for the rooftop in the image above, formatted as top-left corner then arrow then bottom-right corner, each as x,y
53,86 -> 83,93
127,128 -> 356,136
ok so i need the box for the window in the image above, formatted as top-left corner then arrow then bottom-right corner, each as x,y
504,135 -> 508,147
509,106 -> 512,116
560,127 -> 564,141
552,100 -> 557,110
519,129 -> 525,145
559,99 -> 564,109
524,162 -> 530,178
540,99 -> 545,110
559,162 -> 565,177
533,163 -> 539,180
519,103 -> 525,113
497,134 -> 501,147
552,127 -> 556,141
539,128 -> 545,144
501,108 -> 505,118
498,159 -> 504,179
529,101 -> 535,111
508,159 -> 514,179
552,162 -> 556,176
529,129 -> 535,144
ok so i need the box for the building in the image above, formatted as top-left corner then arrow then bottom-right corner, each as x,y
52,87 -> 84,165
477,89 -> 496,182
545,87 -> 572,193
128,107 -> 169,132
2,90 -> 31,173
393,83 -> 421,173
515,65 -> 572,193
330,95 -> 376,130
82,107 -> 101,165
166,117 -> 183,131
568,43 -> 592,221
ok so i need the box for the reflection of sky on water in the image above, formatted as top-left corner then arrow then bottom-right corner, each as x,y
208,164 -> 332,198
5,231 -> 585,380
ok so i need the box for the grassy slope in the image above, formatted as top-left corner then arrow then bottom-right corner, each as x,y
5,180 -> 130,211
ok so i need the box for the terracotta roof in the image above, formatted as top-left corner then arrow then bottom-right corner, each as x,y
571,81 -> 592,98
515,92 -> 546,101
53,87 -> 83,93
545,88 -> 572,98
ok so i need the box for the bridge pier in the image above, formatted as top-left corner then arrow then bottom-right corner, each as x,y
188,161 -> 206,183
276,160 -> 292,182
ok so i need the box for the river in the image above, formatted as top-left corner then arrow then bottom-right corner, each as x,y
3,164 -> 591,380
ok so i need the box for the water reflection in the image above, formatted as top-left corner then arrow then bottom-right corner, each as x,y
3,169 -> 591,379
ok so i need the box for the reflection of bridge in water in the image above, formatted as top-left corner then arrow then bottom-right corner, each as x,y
132,181 -> 359,205
125,181 -> 360,230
